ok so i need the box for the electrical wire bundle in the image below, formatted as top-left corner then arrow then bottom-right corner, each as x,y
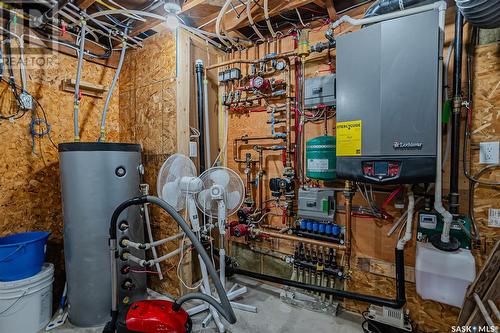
0,15 -> 57,152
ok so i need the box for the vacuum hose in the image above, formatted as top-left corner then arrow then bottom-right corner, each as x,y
108,195 -> 237,327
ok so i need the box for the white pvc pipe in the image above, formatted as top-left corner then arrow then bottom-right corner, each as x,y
331,1 -> 445,30
397,186 -> 414,250
387,197 -> 424,237
433,2 -> 454,244
247,0 -> 265,41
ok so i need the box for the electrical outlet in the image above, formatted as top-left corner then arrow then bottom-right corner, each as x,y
189,141 -> 198,158
479,141 -> 499,165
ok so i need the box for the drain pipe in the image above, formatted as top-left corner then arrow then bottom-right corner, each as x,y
431,2 -> 459,251
449,8 -> 464,215
195,60 -> 206,172
397,186 -> 415,250
73,19 -> 86,142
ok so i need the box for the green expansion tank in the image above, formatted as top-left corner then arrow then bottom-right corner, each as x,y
306,135 -> 336,180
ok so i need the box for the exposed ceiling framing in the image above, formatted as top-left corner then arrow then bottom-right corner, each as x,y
0,0 -> 371,66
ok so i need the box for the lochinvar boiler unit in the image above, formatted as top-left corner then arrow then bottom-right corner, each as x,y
335,9 -> 440,184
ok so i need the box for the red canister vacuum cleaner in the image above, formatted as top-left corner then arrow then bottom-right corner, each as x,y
103,195 -> 236,333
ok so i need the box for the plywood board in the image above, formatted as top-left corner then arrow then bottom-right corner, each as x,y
0,44 -> 120,301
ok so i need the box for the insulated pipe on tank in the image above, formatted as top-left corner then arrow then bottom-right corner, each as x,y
106,195 -> 236,332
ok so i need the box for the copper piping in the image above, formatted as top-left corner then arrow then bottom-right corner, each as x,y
255,229 -> 346,251
206,51 -> 297,71
343,180 -> 354,271
284,59 -> 293,171
257,148 -> 264,210
244,153 -> 254,206
233,135 -> 281,163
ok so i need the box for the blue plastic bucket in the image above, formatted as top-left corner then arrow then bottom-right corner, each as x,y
0,232 -> 50,281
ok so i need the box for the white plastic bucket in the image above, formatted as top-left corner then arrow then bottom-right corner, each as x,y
0,263 -> 54,333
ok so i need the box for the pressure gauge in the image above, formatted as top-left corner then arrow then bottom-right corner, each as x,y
275,60 -> 286,71
253,76 -> 265,89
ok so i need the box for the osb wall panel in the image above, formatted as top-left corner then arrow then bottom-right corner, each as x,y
221,7 -> 498,333
119,29 -> 181,295
0,45 -> 119,299
469,42 -> 500,264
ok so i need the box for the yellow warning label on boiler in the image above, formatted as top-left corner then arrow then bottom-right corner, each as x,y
336,120 -> 362,156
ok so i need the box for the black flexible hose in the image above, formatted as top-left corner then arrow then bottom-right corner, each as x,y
108,195 -> 236,325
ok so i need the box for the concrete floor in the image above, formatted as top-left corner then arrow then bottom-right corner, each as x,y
46,277 -> 363,333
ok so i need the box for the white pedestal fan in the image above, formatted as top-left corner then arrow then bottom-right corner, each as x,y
157,156 -> 256,332
187,166 -> 257,331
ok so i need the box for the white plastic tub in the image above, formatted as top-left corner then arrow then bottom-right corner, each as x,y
0,263 -> 54,333
416,242 -> 475,307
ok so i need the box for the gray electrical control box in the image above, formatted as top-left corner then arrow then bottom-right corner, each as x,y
297,187 -> 336,221
335,10 -> 440,184
304,74 -> 336,109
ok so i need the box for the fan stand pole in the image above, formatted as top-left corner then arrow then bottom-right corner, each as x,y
188,200 -> 257,330
199,254 -> 226,333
